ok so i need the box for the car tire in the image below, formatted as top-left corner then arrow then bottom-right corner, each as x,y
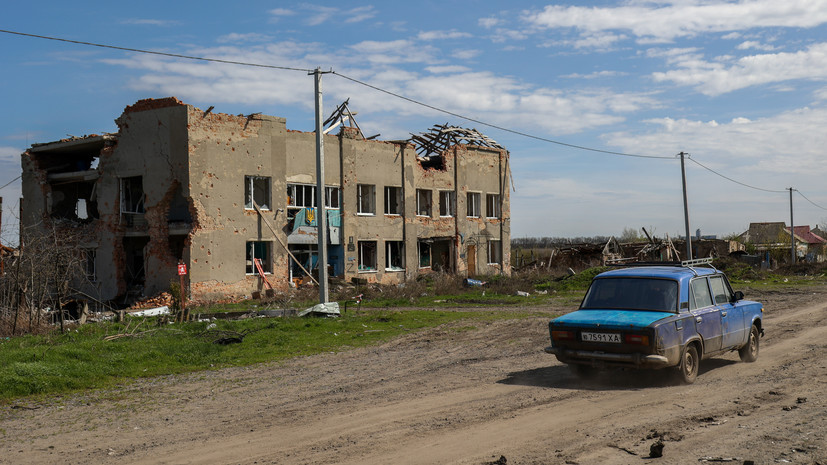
569,364 -> 597,379
678,344 -> 699,384
739,325 -> 760,363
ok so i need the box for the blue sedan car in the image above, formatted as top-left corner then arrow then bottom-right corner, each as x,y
545,259 -> 764,384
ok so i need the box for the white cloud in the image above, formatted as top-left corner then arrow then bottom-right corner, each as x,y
736,40 -> 777,51
523,1 -> 827,44
478,17 -> 503,29
562,70 -> 627,79
285,5 -> 376,26
605,106 -> 827,176
417,30 -> 473,41
0,146 -> 22,164
452,49 -> 481,60
425,65 -> 471,74
217,33 -> 274,44
652,42 -> 827,95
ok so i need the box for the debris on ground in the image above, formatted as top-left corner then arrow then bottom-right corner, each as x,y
131,292 -> 175,309
649,439 -> 664,458
298,302 -> 341,318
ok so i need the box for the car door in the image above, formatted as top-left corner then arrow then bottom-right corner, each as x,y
689,277 -> 722,353
711,275 -> 746,349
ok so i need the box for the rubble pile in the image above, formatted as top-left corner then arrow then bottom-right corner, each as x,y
131,292 -> 175,309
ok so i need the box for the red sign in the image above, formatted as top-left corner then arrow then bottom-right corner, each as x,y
177,264 -> 188,276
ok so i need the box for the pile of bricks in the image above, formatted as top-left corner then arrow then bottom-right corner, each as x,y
131,292 -> 175,309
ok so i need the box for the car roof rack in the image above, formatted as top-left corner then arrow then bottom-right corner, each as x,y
606,257 -> 715,269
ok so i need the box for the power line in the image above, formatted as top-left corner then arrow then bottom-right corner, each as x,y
332,71 -> 673,160
0,175 -> 22,191
795,189 -> 827,211
688,158 -> 787,194
0,29 -> 314,73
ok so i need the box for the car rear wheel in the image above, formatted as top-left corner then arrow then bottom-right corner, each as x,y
739,325 -> 760,363
678,344 -> 699,384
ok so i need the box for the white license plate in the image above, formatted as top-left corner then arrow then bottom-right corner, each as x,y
581,332 -> 621,343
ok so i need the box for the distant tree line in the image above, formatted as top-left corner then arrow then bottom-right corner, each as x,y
511,236 -> 613,249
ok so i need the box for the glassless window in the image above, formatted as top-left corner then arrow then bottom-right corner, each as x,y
467,192 -> 480,217
325,187 -> 340,208
487,240 -> 502,264
418,241 -> 431,268
357,184 -> 376,215
416,189 -> 432,216
246,241 -> 272,274
386,241 -> 404,270
486,194 -> 501,218
384,186 -> 402,215
358,241 -> 377,271
245,176 -> 271,210
439,191 -> 455,217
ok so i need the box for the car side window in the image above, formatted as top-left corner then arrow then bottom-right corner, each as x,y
690,278 -> 713,310
709,275 -> 731,305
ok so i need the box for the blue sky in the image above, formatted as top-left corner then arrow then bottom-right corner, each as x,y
2,0 -> 827,246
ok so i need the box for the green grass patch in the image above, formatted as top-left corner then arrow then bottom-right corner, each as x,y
0,309 -> 516,402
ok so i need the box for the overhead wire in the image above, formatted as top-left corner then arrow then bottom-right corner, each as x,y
795,189 -> 827,211
1,28 -> 824,203
0,175 -> 22,191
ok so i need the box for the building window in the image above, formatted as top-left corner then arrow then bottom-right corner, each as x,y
357,184 -> 376,215
245,176 -> 271,210
486,194 -> 501,219
287,184 -> 315,208
416,189 -> 432,217
467,192 -> 481,218
120,176 -> 145,214
488,240 -> 502,265
439,191 -> 455,217
83,249 -> 96,282
384,186 -> 403,215
418,241 -> 431,268
325,186 -> 340,208
386,241 -> 405,271
246,241 -> 272,274
358,241 -> 377,271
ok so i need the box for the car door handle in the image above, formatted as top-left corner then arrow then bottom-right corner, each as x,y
695,316 -> 702,323
721,311 -> 727,317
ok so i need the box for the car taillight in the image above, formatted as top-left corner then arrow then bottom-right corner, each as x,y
624,334 -> 649,345
552,330 -> 575,341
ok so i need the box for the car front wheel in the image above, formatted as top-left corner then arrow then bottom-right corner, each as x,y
678,344 -> 699,384
739,325 -> 760,363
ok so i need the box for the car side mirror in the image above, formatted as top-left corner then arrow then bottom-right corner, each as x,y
732,290 -> 744,302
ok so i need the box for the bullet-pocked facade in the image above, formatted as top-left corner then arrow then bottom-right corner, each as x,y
21,98 -> 511,303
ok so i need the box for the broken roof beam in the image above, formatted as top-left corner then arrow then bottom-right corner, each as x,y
410,123 -> 504,158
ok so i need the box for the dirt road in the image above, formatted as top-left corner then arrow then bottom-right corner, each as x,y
2,286 -> 825,464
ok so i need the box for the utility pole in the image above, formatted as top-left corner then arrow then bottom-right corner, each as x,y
311,68 -> 330,303
789,187 -> 795,265
679,152 -> 692,260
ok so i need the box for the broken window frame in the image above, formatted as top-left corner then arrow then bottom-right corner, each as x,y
439,190 -> 455,217
416,189 -> 432,217
418,241 -> 432,268
245,241 -> 272,275
385,241 -> 405,271
358,241 -> 377,272
325,186 -> 341,209
384,186 -> 403,216
487,240 -> 502,265
119,176 -> 145,214
83,248 -> 96,282
486,193 -> 501,219
245,176 -> 271,210
357,184 -> 376,215
466,192 -> 481,218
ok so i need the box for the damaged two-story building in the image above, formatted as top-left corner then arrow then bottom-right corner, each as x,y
21,98 -> 511,304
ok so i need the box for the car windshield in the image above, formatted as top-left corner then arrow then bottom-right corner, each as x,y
581,277 -> 678,312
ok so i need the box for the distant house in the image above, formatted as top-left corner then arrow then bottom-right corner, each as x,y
739,222 -> 825,264
788,225 -> 827,263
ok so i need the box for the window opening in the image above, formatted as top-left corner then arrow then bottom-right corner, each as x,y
358,241 -> 377,271
467,192 -> 480,217
487,240 -> 502,265
245,176 -> 271,210
386,241 -> 405,271
486,194 -> 501,218
416,189 -> 432,217
384,186 -> 403,215
439,191 -> 455,217
246,241 -> 272,274
419,241 -> 432,268
357,184 -> 376,215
